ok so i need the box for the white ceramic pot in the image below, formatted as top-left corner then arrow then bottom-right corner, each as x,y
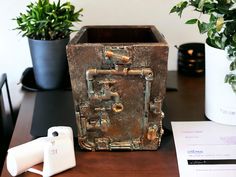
205,43 -> 236,125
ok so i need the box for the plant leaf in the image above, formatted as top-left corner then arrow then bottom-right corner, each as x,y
230,59 -> 236,71
170,1 -> 188,17
185,19 -> 198,24
233,33 -> 236,43
216,17 -> 224,32
198,0 -> 205,10
198,21 -> 211,34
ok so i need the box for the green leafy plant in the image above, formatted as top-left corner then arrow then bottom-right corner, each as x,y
14,0 -> 83,40
170,0 -> 236,92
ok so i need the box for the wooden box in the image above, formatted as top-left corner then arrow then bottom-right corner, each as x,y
67,26 -> 168,150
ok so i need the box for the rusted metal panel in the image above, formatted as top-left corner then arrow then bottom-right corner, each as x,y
67,26 -> 168,150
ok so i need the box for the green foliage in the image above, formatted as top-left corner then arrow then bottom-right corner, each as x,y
170,1 -> 188,17
170,0 -> 236,93
14,0 -> 83,40
185,18 -> 199,24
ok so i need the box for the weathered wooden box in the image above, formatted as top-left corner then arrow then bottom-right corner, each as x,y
67,26 -> 168,150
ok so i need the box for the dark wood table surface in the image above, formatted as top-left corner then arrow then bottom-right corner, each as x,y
1,71 -> 206,177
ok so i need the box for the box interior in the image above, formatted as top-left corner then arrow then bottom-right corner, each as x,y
77,27 -> 159,43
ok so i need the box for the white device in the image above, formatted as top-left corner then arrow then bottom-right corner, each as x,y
43,126 -> 76,176
7,137 -> 46,176
6,126 -> 76,177
47,126 -> 74,144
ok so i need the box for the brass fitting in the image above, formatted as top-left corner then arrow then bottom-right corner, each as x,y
105,51 -> 130,63
112,103 -> 124,113
147,125 -> 158,141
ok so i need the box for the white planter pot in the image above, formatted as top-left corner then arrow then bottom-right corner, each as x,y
205,43 -> 236,125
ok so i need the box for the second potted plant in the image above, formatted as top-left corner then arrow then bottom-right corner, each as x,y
14,0 -> 83,90
170,0 -> 236,125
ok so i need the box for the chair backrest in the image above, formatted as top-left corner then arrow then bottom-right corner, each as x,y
0,73 -> 15,172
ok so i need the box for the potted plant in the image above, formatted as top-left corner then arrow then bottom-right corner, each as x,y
170,0 -> 236,125
14,0 -> 83,90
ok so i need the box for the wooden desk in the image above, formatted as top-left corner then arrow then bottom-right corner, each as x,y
1,72 -> 205,177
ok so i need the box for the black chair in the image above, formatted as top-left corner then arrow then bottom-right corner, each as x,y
0,73 -> 15,172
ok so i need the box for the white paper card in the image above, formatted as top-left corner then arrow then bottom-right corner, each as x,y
171,121 -> 236,177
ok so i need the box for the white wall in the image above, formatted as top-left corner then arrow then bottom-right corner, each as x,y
0,0 -> 205,108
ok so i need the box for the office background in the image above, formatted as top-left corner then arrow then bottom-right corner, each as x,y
0,0 -> 206,107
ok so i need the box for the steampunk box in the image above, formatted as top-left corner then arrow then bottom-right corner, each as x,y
67,26 -> 168,150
